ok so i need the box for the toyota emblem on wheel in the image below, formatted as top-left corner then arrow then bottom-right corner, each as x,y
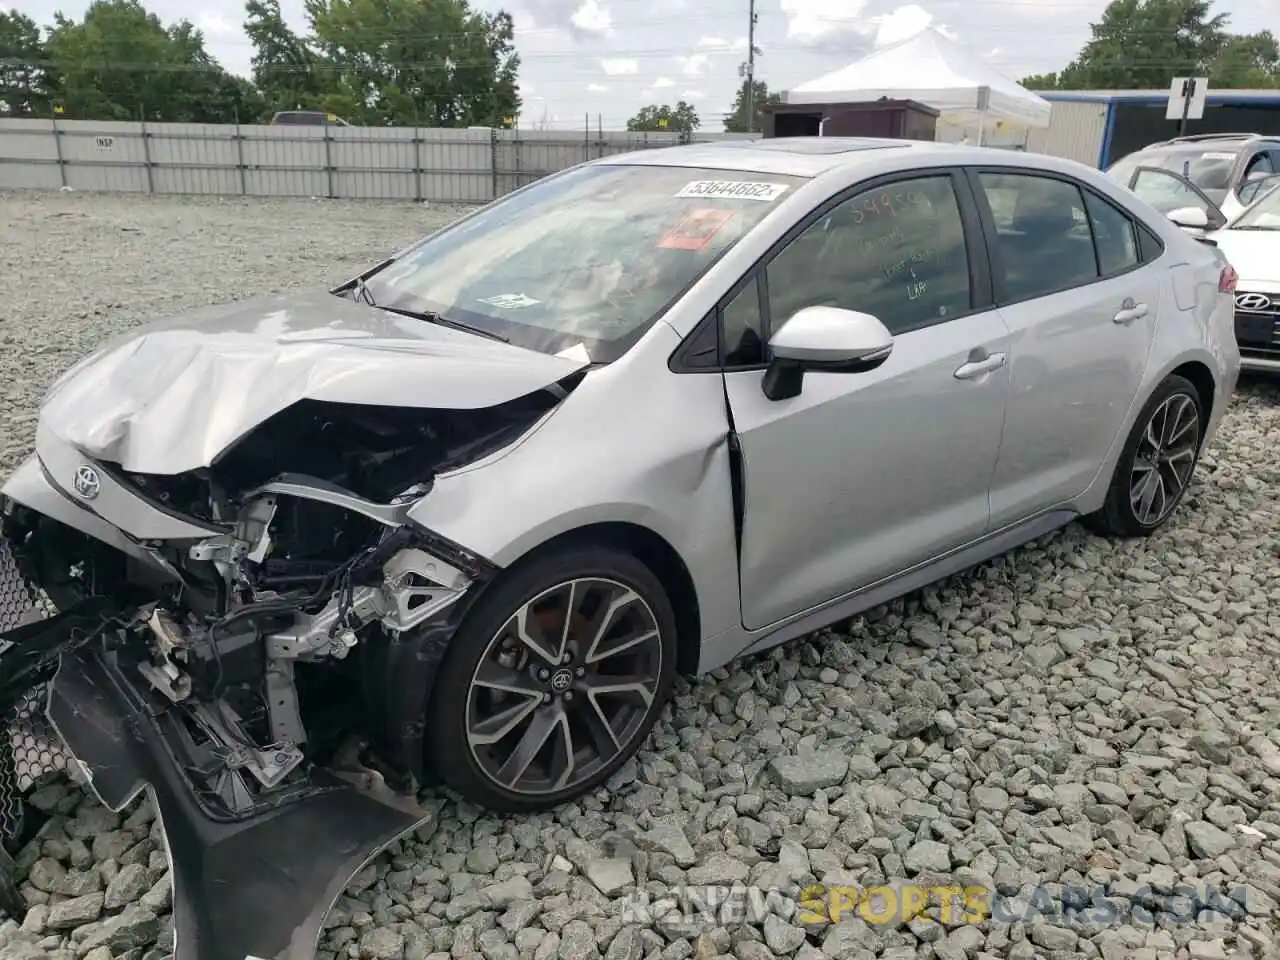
1236,292 -> 1273,312
72,465 -> 101,500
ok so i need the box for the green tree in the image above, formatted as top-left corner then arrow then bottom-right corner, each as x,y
243,0 -> 334,118
1209,31 -> 1280,87
0,11 -> 49,115
627,101 -> 699,133
44,0 -> 252,121
723,79 -> 779,133
301,0 -> 520,126
1054,0 -> 1228,89
1018,72 -> 1059,90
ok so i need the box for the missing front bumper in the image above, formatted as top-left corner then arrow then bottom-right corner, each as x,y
45,646 -> 434,960
0,538 -> 436,960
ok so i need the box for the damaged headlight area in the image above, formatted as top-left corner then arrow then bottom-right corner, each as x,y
0,391 -> 563,960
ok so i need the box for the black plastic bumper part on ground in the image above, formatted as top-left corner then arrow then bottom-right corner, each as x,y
43,645 -> 434,960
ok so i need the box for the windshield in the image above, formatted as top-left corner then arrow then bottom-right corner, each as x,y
363,163 -> 806,362
1231,180 -> 1280,229
1109,147 -> 1239,202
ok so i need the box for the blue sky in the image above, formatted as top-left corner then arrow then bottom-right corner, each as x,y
8,0 -> 1274,129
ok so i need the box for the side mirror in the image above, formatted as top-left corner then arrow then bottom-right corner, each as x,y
1167,206 -> 1209,230
762,305 -> 893,401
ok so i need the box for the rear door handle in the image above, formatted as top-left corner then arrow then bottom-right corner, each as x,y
953,353 -> 1007,380
1114,298 -> 1149,324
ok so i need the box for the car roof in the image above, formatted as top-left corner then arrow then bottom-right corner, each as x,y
590,137 -> 1092,179
1137,135 -> 1280,153
591,137 -> 956,177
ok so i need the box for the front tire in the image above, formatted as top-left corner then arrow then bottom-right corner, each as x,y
423,544 -> 677,812
1085,374 -> 1204,538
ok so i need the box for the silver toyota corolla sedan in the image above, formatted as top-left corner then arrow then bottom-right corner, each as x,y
0,138 -> 1241,958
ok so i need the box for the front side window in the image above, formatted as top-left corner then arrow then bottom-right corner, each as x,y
978,172 -> 1098,301
762,175 -> 972,336
364,164 -> 806,363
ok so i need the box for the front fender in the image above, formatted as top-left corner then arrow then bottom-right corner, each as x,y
403,335 -> 743,643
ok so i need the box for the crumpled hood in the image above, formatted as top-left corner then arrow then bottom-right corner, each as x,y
41,290 -> 588,476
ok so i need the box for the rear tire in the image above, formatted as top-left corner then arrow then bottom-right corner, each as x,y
423,544 -> 677,813
1084,374 -> 1204,538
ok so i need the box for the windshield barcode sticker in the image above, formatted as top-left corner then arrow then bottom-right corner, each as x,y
675,180 -> 790,202
478,293 -> 540,308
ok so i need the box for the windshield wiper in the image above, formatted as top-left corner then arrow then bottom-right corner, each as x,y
376,305 -> 510,343
351,278 -> 377,305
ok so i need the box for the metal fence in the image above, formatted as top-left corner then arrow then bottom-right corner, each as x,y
0,119 -> 756,202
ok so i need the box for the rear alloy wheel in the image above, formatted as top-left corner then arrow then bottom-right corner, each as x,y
425,546 -> 676,811
1086,374 -> 1204,537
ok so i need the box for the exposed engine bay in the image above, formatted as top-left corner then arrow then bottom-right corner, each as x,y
0,385 -> 572,960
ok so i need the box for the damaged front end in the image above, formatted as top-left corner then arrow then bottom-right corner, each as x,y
0,390 -> 564,960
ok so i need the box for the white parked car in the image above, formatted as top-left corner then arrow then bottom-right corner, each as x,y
1136,166 -> 1280,373
1208,185 -> 1280,373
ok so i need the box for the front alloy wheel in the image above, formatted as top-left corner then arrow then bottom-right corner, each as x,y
467,578 -> 663,796
425,546 -> 677,811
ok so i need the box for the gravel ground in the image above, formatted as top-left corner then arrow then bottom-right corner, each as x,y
2,189 -> 1280,960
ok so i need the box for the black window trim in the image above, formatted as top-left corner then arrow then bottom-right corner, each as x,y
964,166 -> 1159,310
670,166 -> 995,374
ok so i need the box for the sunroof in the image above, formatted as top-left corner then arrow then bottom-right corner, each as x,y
742,138 -> 906,155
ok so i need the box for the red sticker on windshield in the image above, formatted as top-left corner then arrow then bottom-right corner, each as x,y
658,209 -> 735,251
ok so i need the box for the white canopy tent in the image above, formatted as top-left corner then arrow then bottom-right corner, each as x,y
783,28 -> 1051,142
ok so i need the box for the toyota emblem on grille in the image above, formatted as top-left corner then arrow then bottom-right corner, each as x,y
1236,292 -> 1273,312
73,465 -> 101,500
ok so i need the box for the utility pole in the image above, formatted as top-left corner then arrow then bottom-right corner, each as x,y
744,0 -> 757,133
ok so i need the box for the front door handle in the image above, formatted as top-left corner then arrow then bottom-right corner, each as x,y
1114,297 -> 1149,324
953,352 -> 1007,380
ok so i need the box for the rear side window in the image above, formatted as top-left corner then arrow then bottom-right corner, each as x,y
977,172 -> 1098,302
1083,191 -> 1139,276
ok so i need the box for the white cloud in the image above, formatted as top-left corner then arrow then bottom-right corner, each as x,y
650,77 -> 675,89
781,0 -> 873,43
587,83 -> 609,93
196,13 -> 237,38
696,36 -> 749,52
679,53 -> 710,76
600,58 -> 639,76
681,89 -> 706,100
780,0 -> 957,50
570,0 -> 612,35
872,4 -> 954,46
